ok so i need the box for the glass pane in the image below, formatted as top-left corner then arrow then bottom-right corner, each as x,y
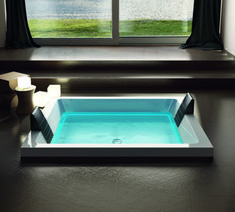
120,0 -> 194,37
26,0 -> 112,38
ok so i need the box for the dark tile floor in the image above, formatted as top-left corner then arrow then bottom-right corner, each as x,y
0,46 -> 235,211
1,91 -> 235,212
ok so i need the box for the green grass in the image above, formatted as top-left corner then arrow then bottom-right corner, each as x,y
28,19 -> 192,38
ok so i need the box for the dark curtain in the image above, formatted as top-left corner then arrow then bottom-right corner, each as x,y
181,0 -> 223,50
5,0 -> 40,49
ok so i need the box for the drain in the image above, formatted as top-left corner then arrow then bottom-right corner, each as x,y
112,138 -> 123,144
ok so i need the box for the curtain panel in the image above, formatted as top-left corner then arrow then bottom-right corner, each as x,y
5,0 -> 40,49
181,0 -> 223,50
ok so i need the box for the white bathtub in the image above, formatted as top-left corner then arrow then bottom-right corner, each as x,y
21,95 -> 213,158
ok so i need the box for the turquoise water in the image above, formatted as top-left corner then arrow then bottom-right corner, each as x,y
51,112 -> 183,144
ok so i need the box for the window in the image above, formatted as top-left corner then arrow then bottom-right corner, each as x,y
25,0 -> 194,45
26,0 -> 112,38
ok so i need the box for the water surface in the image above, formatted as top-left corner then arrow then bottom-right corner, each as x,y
26,0 -> 194,20
51,112 -> 183,144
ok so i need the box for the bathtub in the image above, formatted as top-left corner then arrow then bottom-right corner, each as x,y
21,95 -> 213,158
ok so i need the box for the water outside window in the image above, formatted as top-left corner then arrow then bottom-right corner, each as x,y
25,0 -> 194,39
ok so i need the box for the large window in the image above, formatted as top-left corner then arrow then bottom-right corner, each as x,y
25,0 -> 194,45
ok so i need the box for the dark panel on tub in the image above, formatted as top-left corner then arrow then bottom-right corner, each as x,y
174,93 -> 194,127
31,107 -> 53,144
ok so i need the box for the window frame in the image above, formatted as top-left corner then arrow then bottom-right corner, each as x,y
32,0 -> 190,46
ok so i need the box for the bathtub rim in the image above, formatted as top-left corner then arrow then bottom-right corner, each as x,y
21,95 -> 213,158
